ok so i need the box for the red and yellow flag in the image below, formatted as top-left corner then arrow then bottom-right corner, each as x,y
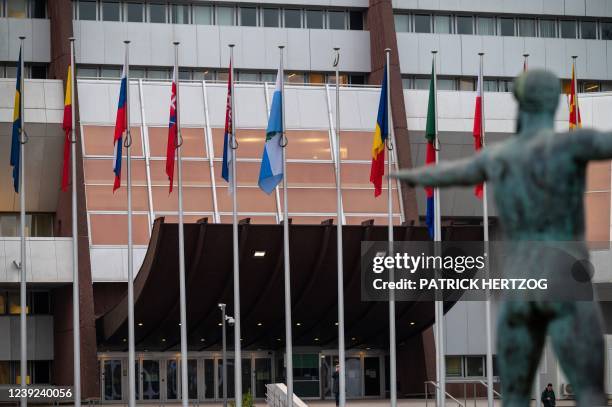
61,66 -> 72,192
569,64 -> 581,130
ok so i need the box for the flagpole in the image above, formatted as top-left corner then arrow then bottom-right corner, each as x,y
332,47 -> 346,407
384,48 -> 397,407
229,43 -> 242,407
479,52 -> 494,407
18,35 -> 27,407
172,41 -> 189,407
69,36 -> 81,407
277,45 -> 294,406
431,49 -> 445,407
523,53 -> 529,72
123,40 -> 136,407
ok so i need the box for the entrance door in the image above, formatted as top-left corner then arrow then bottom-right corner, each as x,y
142,360 -> 160,400
166,359 -> 178,400
345,357 -> 362,398
254,358 -> 272,398
364,356 -> 381,396
102,360 -> 123,401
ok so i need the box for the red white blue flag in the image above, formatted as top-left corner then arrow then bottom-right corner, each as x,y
112,64 -> 127,192
166,67 -> 177,193
221,60 -> 233,192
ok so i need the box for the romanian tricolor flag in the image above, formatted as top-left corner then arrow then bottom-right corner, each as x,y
61,66 -> 72,192
369,65 -> 388,197
10,47 -> 22,193
425,62 -> 436,239
569,63 -> 581,130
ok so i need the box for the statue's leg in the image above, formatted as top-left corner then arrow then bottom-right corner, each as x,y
497,302 -> 546,407
548,301 -> 606,407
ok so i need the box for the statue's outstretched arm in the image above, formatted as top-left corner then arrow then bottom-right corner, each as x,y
573,129 -> 612,161
391,154 -> 486,188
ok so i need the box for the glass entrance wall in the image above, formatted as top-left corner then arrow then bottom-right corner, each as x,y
102,360 -> 122,401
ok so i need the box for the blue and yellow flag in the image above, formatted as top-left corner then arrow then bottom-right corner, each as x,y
10,47 -> 22,193
369,65 -> 388,197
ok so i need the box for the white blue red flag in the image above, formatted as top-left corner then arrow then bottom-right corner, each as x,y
221,61 -> 233,192
113,63 -> 127,192
166,67 -> 177,193
258,68 -> 284,194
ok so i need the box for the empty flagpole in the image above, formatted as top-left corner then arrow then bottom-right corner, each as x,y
123,40 -> 136,407
173,41 -> 189,407
18,35 -> 27,407
479,52 -> 494,407
229,43 -> 243,407
333,47 -> 346,407
277,45 -> 294,406
69,36 -> 81,407
384,48 -> 398,407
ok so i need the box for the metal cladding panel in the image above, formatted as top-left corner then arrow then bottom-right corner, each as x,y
140,81 -> 173,126
149,23 -> 174,66
443,301 -> 470,355
608,43 -> 612,81
285,29 -> 311,71
586,0 -> 607,17
586,41 -> 607,80
418,0 -> 440,9
76,81 -> 112,124
31,19 -> 50,62
219,27 -> 245,68
234,85 -> 267,128
438,35 -> 462,76
172,25 -> 198,67
418,34 -> 440,75
178,83 -> 206,127
397,34 -> 420,74
240,27 -> 268,70
564,0 -> 586,16
335,87 -> 366,130
126,22 -> 151,66
592,95 -> 612,131
439,0 -> 460,11
10,316 -> 54,360
544,38 -> 566,78
196,25 -> 221,68
565,39 -> 588,78
263,28 -> 289,70
457,0 -> 480,12
460,35 -> 482,76
203,83 -> 228,128
543,0 -> 565,15
502,37 -> 526,77
523,37 -> 547,71
282,85 -> 329,130
481,36 -> 504,77
282,86 -> 302,129
355,88 -> 381,131
103,22 -> 127,66
74,21 -> 104,65
393,0 -> 419,9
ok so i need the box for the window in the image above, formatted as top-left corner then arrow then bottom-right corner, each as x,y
30,65 -> 46,79
238,72 -> 258,82
101,67 -> 120,78
239,7 -> 257,26
308,72 -> 325,84
466,357 -> 484,377
0,362 -> 8,385
327,73 -> 347,84
263,8 -> 279,27
581,21 -> 597,39
6,66 -> 17,78
126,2 -> 143,22
484,79 -> 498,92
446,356 -> 462,377
286,72 -> 305,83
401,77 -> 411,89
328,11 -> 345,30
539,19 -> 556,38
284,9 -> 301,28
31,361 -> 51,384
438,78 -> 456,90
349,10 -> 363,30
78,0 -> 97,20
500,79 -> 514,92
130,68 -> 145,78
32,292 -> 50,314
394,14 -> 409,32
7,0 -> 27,18
434,15 -> 451,34
171,4 -> 189,24
603,22 -> 612,40
8,292 -> 28,315
499,17 -> 515,36
518,18 -> 536,37
414,14 -> 431,33
193,5 -> 211,25
414,78 -> 430,90
261,72 -> 276,83
101,1 -> 120,21
477,17 -> 495,35
560,20 -> 576,38
76,66 -> 98,78
456,16 -> 473,35
193,70 -> 214,81
30,0 -> 46,18
178,69 -> 191,80
459,78 -> 475,91
584,81 -> 600,93
217,6 -> 235,26
349,74 -> 365,85
148,2 -> 165,23
147,68 -> 169,79
306,10 -> 324,29
0,293 -> 5,314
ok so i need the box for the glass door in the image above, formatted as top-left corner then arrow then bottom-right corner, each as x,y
203,359 -> 215,400
166,359 -> 178,400
364,356 -> 381,396
345,357 -> 362,398
187,359 -> 198,399
142,360 -> 160,400
254,358 -> 272,398
102,360 -> 123,401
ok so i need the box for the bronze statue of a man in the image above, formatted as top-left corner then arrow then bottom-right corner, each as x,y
393,70 -> 607,406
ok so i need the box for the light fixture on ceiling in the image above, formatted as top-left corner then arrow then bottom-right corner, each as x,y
253,251 -> 266,258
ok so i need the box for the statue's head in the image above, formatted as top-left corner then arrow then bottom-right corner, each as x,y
513,70 -> 560,116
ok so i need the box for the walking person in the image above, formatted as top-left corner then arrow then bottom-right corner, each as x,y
332,364 -> 340,406
541,383 -> 556,407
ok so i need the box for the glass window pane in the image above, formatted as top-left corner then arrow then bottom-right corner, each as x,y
130,68 -> 145,78
434,15 -> 451,34
560,20 -> 577,38
306,10 -> 323,29
286,72 -> 305,84
8,0 -> 27,18
240,7 -> 257,26
477,17 -> 495,35
30,0 -> 46,18
261,72 -> 276,83
0,214 -> 18,237
0,293 -> 5,314
539,19 -> 556,38
101,67 -> 120,78
446,356 -> 462,377
171,4 -> 189,24
401,78 -> 411,89
459,78 -> 475,91
126,2 -> 144,22
30,65 -> 46,79
499,17 -> 515,36
603,22 -> 612,40
193,5 -> 211,25
238,72 -> 258,82
349,74 -> 365,85
178,69 -> 191,80
147,69 -> 169,79
438,78 -> 455,91
414,78 -> 429,90
394,14 -> 409,32
6,66 -> 17,78
263,8 -> 279,27
518,18 -> 535,37
285,9 -> 301,28
101,1 -> 120,21
148,3 -> 165,23
484,79 -> 498,92
349,10 -> 363,30
78,0 -> 97,20
581,20 -> 596,39
328,11 -> 345,30
457,16 -> 473,34
217,6 -> 234,26
414,14 -> 431,33
309,72 -> 325,84
584,81 -> 600,93
466,357 -> 484,377
77,67 -> 98,78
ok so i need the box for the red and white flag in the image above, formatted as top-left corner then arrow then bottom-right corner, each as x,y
166,67 -> 178,193
472,67 -> 484,199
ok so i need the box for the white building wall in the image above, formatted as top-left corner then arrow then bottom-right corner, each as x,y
0,18 -> 51,63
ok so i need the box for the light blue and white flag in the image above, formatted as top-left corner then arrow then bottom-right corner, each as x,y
258,70 -> 284,194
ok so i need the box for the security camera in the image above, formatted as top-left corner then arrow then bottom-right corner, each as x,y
226,316 -> 235,326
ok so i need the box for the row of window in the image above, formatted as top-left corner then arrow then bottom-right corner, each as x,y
76,65 -> 367,85
0,213 -> 54,237
0,0 -> 45,18
0,361 -> 51,385
0,291 -> 52,315
446,355 -> 498,378
75,1 -> 365,30
394,13 -> 612,40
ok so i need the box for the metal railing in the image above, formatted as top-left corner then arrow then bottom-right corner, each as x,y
265,383 -> 308,407
425,379 -> 502,407
425,381 -> 465,407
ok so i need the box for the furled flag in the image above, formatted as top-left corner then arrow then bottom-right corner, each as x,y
166,67 -> 177,193
424,62 -> 436,239
472,65 -> 484,199
10,47 -> 22,193
61,65 -> 72,192
369,65 -> 388,197
258,66 -> 284,194
569,63 -> 581,130
221,61 -> 233,191
112,63 -> 128,192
